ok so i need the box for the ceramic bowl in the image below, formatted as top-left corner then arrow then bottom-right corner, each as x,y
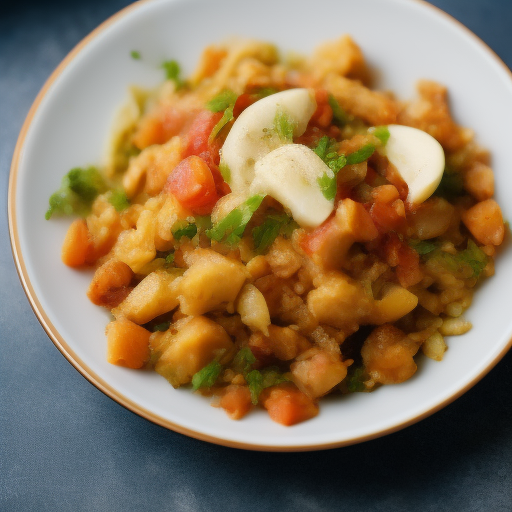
9,0 -> 512,450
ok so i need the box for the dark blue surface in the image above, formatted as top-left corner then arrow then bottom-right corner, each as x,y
1,1 -> 512,510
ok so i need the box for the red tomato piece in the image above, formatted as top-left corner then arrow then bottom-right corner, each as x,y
183,110 -> 223,164
165,155 -> 219,215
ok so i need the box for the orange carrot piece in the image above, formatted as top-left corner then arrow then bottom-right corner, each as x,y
106,318 -> 151,369
220,385 -> 253,420
61,219 -> 91,267
261,384 -> 319,426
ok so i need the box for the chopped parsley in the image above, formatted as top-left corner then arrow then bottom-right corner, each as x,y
313,136 -> 347,200
328,94 -> 351,125
161,59 -> 183,88
171,221 -> 197,240
206,90 -> 238,113
252,213 -> 298,254
108,189 -> 130,212
273,108 -> 296,142
409,239 -> 439,256
164,252 -> 175,266
45,166 -> 107,219
371,126 -> 390,146
246,368 -> 289,405
153,321 -> 171,332
206,194 -> 265,245
130,50 -> 141,60
192,360 -> 223,390
346,143 -> 376,165
232,347 -> 257,375
428,239 -> 488,278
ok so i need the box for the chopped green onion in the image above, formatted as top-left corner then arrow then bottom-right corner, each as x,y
172,221 -> 197,240
313,137 -> 347,200
206,90 -> 238,112
45,166 -> 107,220
372,126 -> 390,146
232,347 -> 256,375
108,189 -> 130,212
346,144 -> 375,165
273,108 -> 296,142
206,195 -> 265,245
130,50 -> 141,60
346,366 -> 368,393
409,239 -> 439,256
252,213 -> 297,254
161,60 -> 183,88
192,360 -> 223,390
219,162 -> 231,184
164,252 -> 175,266
246,368 -> 288,405
328,94 -> 351,125
209,106 -> 234,142
317,172 -> 338,201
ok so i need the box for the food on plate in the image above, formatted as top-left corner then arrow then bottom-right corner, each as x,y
46,36 -> 505,426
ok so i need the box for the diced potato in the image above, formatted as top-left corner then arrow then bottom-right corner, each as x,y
310,35 -> 368,83
112,269 -> 181,324
106,318 -> 151,369
324,74 -> 398,126
87,259 -> 133,308
463,162 -> 494,201
236,283 -> 270,335
179,249 -> 248,315
439,317 -> 472,336
361,325 -> 419,385
265,237 -> 302,278
461,199 -> 505,246
113,209 -> 157,273
307,272 -> 373,330
407,197 -> 455,240
291,350 -> 348,398
152,316 -> 234,387
371,284 -> 418,324
421,331 -> 447,361
249,325 -> 311,361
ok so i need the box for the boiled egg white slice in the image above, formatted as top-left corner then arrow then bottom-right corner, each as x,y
382,124 -> 445,205
220,88 -> 316,193
249,144 -> 334,227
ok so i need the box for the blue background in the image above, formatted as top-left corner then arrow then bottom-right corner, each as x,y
1,1 -> 511,510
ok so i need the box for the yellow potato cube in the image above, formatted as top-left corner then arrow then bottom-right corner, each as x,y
371,284 -> 418,325
179,249 -> 248,315
113,269 -> 182,324
152,316 -> 234,387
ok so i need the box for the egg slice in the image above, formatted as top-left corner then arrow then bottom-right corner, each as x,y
382,124 -> 445,204
220,88 -> 316,193
249,144 -> 334,227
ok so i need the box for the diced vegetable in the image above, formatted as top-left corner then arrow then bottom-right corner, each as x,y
106,318 -> 151,369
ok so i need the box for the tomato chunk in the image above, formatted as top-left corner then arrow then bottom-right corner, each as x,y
183,110 -> 223,164
165,155 -> 219,215
261,383 -> 319,426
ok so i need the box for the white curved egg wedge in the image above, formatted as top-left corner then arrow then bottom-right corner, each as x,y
383,124 -> 445,205
220,88 -> 316,193
249,144 -> 334,227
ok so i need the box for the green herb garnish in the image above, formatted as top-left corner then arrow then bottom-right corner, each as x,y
206,194 -> 265,245
206,90 -> 238,113
130,50 -> 141,60
252,213 -> 298,254
346,366 -> 368,393
164,252 -> 175,266
328,94 -> 351,125
273,108 -> 296,142
346,143 -> 376,165
209,106 -> 234,142
45,166 -> 107,219
232,347 -> 257,375
313,136 -> 347,200
372,126 -> 390,146
171,221 -> 198,240
434,169 -> 464,200
192,360 -> 223,390
161,60 -> 183,88
246,368 -> 289,405
153,321 -> 171,332
409,239 -> 439,256
108,189 -> 130,212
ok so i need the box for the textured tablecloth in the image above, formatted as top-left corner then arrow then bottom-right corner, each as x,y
1,1 -> 512,510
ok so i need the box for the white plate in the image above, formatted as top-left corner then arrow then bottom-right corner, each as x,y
9,0 -> 512,451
